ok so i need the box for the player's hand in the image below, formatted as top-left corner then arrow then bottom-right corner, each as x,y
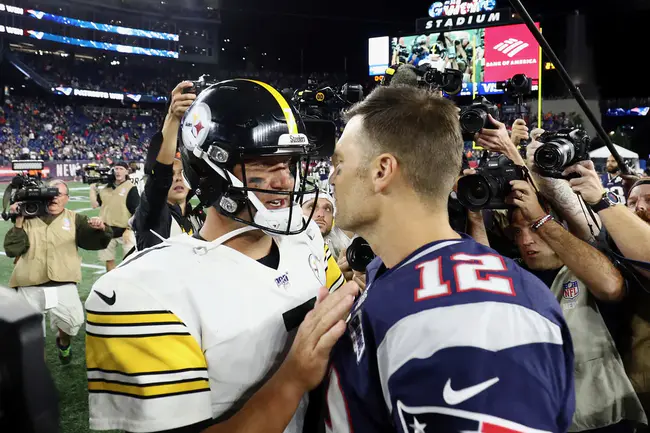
510,119 -> 529,146
337,251 -> 354,282
281,282 -> 359,393
88,217 -> 106,231
562,160 -> 605,205
508,180 -> 546,224
475,115 -> 517,156
167,81 -> 196,121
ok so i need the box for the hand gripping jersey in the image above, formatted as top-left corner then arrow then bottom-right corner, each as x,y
601,173 -> 626,205
326,236 -> 575,433
85,222 -> 343,433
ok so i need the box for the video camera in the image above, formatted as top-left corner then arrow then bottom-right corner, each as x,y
78,164 -> 115,185
415,64 -> 463,95
456,154 -> 526,211
497,73 -> 533,97
459,97 -> 500,140
1,161 -> 59,221
533,128 -> 591,178
291,83 -> 364,118
181,74 -> 217,96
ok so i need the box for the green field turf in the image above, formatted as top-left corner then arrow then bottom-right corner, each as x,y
0,182 -> 122,433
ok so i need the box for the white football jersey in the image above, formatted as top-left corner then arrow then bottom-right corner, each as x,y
85,222 -> 336,433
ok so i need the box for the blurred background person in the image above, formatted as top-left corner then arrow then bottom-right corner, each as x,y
4,179 -> 112,364
90,162 -> 139,270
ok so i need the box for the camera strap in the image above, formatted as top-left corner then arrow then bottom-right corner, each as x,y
521,165 -> 551,214
575,191 -> 601,239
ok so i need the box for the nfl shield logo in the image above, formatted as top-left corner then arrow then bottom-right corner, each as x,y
562,281 -> 579,300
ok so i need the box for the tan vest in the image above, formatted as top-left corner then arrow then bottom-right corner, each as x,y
9,209 -> 82,287
551,267 -> 647,431
100,180 -> 134,228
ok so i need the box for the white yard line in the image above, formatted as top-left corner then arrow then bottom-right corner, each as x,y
70,186 -> 90,191
76,208 -> 95,213
0,251 -> 105,271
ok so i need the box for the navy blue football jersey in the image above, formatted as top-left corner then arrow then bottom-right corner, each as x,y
601,173 -> 626,204
325,236 -> 575,433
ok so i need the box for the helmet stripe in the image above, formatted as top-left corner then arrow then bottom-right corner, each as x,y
245,79 -> 298,135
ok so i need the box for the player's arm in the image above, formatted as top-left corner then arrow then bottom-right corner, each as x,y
325,244 -> 346,292
85,275 -> 213,433
202,284 -> 358,433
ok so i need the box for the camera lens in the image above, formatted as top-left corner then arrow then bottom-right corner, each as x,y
457,174 -> 493,211
460,109 -> 487,134
346,237 -> 376,273
23,202 -> 39,216
534,139 -> 575,171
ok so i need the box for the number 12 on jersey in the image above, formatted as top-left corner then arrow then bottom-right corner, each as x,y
414,253 -> 515,301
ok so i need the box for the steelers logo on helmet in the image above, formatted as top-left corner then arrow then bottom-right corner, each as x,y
181,101 -> 211,151
179,79 -> 320,236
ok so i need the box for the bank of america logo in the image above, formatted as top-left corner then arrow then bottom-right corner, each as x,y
493,38 -> 529,57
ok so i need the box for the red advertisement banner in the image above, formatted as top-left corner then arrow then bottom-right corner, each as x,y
483,23 -> 540,82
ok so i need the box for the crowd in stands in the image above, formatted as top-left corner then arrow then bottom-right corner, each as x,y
0,98 -> 161,164
17,52 -> 348,97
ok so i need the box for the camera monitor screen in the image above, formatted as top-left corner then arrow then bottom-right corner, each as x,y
390,22 -> 540,95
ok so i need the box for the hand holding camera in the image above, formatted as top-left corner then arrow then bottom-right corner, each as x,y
474,115 -> 523,164
168,81 -> 197,122
562,160 -> 605,205
510,119 -> 530,147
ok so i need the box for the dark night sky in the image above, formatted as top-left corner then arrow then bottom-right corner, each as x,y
218,0 -> 650,98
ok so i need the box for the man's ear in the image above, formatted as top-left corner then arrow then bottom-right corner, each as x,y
372,153 -> 398,193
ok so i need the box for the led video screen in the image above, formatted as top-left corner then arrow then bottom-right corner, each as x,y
390,22 -> 540,95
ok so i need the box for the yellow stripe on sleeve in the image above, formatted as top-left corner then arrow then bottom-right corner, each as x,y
245,79 -> 298,134
325,245 -> 345,291
88,378 -> 209,399
86,332 -> 207,374
86,311 -> 183,326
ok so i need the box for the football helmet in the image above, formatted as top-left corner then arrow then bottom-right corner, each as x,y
179,79 -> 319,235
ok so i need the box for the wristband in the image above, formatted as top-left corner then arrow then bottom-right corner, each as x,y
531,214 -> 554,232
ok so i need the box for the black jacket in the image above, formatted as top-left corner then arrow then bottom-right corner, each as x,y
132,161 -> 203,251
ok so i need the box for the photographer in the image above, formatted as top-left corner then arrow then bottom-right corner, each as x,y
90,161 -> 139,271
4,179 -> 112,364
506,179 -> 646,431
132,81 -> 204,251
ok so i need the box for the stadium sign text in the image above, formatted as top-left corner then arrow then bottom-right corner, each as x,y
416,9 -> 509,32
0,3 -> 24,15
0,25 -> 23,35
429,0 -> 496,17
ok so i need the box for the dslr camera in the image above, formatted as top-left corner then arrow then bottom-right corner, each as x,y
533,128 -> 590,178
1,161 -> 59,220
181,74 -> 217,96
346,237 -> 376,273
456,154 -> 526,211
78,164 -> 115,185
459,97 -> 499,140
497,73 -> 533,96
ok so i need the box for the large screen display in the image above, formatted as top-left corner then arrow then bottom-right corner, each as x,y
368,36 -> 390,76
390,22 -> 540,95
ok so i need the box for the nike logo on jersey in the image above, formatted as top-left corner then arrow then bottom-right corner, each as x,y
95,290 -> 116,306
442,377 -> 499,406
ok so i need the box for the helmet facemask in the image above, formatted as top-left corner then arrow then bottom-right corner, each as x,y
197,144 -> 320,236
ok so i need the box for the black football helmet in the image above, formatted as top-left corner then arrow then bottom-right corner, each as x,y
179,79 -> 319,235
